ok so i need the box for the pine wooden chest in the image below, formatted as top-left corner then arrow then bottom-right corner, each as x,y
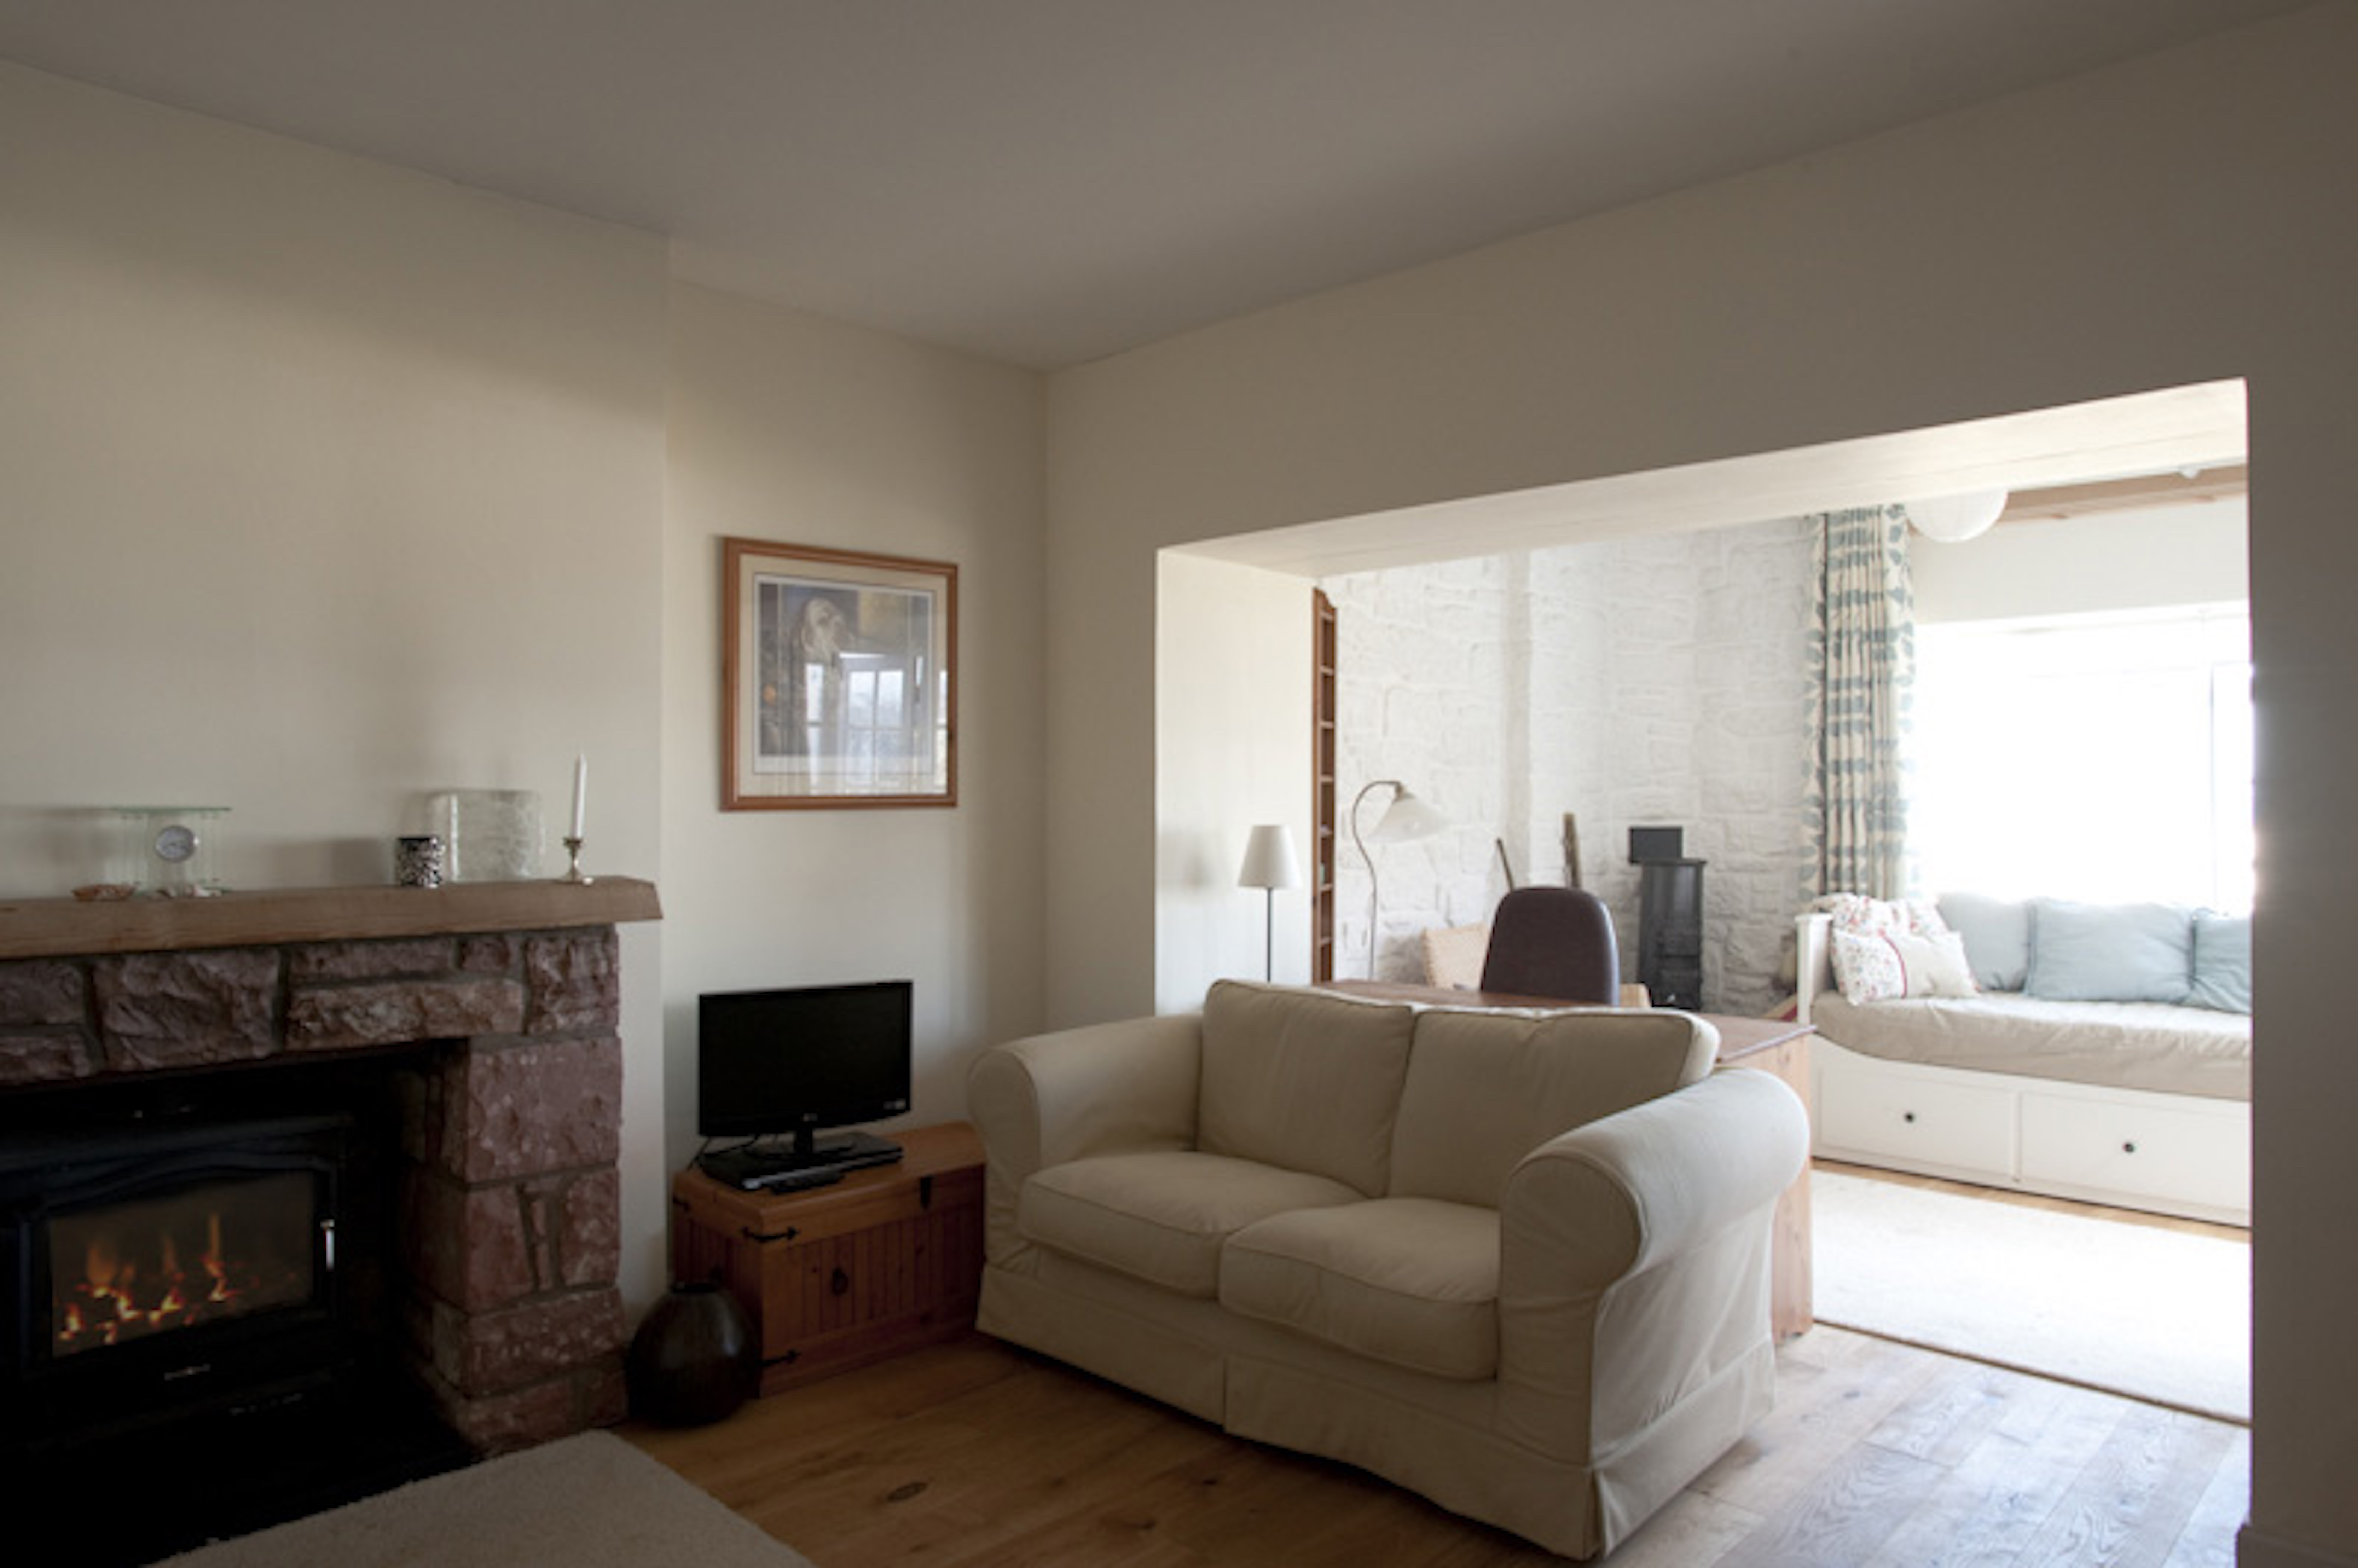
670,1122 -> 985,1394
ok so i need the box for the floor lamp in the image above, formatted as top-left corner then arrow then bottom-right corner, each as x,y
1349,781 -> 1448,979
1237,824 -> 1300,981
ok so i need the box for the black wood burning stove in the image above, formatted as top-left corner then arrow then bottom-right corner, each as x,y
3,1113 -> 350,1457
1629,826 -> 1706,1012
1635,859 -> 1707,1011
0,1069 -> 467,1563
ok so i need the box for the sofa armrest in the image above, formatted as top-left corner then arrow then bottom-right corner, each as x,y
1496,1069 -> 1809,1457
1504,1069 -> 1805,1288
966,1013 -> 1204,1264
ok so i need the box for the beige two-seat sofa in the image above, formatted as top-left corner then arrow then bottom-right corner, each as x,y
966,980 -> 1809,1558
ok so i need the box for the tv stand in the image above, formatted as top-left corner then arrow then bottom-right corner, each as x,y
696,1130 -> 902,1190
671,1123 -> 984,1395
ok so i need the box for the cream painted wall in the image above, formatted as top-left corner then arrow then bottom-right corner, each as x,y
1044,12 -> 2358,1562
659,283 -> 1046,1176
1154,552 -> 1314,1009
0,65 -> 675,1303
0,64 -> 1054,1321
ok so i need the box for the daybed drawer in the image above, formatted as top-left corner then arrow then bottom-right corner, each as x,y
1817,1064 -> 2015,1172
2019,1093 -> 2250,1215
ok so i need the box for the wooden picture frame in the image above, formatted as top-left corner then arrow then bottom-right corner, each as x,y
722,538 -> 957,810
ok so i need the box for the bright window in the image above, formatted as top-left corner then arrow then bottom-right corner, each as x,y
1907,605 -> 2253,911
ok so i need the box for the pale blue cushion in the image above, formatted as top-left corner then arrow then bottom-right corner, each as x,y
2026,899 -> 2195,1004
1937,892 -> 2032,991
2189,910 -> 2253,1014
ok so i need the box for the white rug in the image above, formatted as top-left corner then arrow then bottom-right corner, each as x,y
1812,1169 -> 2250,1422
160,1430 -> 816,1568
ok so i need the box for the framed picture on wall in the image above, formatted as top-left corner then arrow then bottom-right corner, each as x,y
722,538 -> 958,809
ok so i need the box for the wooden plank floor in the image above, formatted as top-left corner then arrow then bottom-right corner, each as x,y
1812,1159 -> 2251,1245
623,1320 -> 2248,1567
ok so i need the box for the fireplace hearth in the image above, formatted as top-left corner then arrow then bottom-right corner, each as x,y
0,879 -> 660,1560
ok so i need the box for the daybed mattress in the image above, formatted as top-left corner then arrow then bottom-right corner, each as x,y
1809,991 -> 2251,1101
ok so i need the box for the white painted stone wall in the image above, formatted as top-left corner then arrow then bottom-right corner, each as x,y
1325,556 -> 1517,983
1325,517 -> 1815,1015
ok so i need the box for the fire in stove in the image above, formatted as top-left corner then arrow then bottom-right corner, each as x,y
50,1173 -> 317,1357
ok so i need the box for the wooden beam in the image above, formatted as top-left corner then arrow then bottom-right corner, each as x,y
2000,463 -> 2248,525
0,876 -> 661,959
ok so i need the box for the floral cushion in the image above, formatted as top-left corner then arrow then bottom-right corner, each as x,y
1810,892 -> 1950,940
1830,926 -> 1981,1005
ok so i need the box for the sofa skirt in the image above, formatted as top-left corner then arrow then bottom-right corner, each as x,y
979,1254 -> 1772,1560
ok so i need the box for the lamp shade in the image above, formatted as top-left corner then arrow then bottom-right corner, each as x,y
1238,824 -> 1301,890
1368,786 -> 1448,844
1904,489 -> 2009,543
1348,780 -> 1448,982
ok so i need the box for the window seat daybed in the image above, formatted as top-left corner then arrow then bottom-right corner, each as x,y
1795,899 -> 2250,1225
1803,988 -> 2249,1100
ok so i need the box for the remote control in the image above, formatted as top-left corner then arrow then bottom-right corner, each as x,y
742,1165 -> 845,1192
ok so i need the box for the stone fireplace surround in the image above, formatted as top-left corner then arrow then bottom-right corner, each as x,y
0,879 -> 662,1455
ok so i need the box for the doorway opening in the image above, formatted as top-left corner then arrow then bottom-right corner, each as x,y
1155,377 -> 2251,1419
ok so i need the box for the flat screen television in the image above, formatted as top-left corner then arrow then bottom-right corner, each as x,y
696,981 -> 911,1181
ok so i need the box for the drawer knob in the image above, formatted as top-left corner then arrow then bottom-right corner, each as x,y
1902,1111 -> 1917,1124
830,1266 -> 851,1297
2123,1141 -> 2138,1155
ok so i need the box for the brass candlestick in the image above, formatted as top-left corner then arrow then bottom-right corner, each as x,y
561,836 -> 594,885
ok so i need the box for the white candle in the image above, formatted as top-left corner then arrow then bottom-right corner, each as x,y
570,754 -> 588,839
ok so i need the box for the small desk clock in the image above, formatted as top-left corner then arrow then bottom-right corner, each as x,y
112,806 -> 229,896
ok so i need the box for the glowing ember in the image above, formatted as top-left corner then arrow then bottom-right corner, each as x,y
50,1174 -> 315,1357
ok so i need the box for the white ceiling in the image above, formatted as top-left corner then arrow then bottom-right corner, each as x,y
0,1 -> 2308,369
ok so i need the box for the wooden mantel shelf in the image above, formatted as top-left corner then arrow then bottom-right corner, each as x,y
0,876 -> 662,960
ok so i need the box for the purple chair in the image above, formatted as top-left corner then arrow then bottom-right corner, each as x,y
1479,887 -> 1622,1003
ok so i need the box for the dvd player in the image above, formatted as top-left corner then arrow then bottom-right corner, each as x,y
696,1134 -> 904,1192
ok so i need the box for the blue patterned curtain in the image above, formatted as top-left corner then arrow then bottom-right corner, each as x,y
1805,505 -> 1917,899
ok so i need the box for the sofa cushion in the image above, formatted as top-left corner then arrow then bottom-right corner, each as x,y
2026,899 -> 2195,1004
1222,1197 -> 1500,1380
1019,1150 -> 1362,1297
1829,926 -> 1979,1004
2189,910 -> 2253,1014
1198,981 -> 1416,1197
1937,892 -> 2033,991
1812,892 -> 1948,939
1387,1007 -> 1716,1209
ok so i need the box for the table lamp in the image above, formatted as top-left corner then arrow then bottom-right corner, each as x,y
1237,824 -> 1302,981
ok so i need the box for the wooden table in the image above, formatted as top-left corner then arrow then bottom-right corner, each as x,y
1322,982 -> 1814,1338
